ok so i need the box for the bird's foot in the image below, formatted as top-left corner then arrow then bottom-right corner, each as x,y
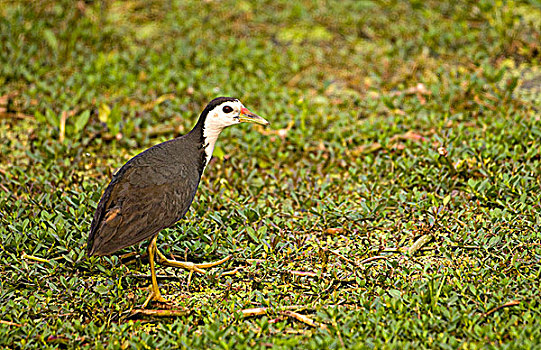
156,253 -> 231,273
155,253 -> 232,290
142,285 -> 169,308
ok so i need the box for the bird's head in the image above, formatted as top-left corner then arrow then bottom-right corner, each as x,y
202,97 -> 269,130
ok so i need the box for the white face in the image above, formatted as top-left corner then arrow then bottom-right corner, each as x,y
206,99 -> 244,130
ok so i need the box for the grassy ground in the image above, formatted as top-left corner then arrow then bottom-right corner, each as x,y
1,0 -> 541,348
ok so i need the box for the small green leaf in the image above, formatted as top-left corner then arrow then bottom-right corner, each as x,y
107,105 -> 122,134
43,29 -> 58,50
74,110 -> 90,133
95,285 -> 108,295
46,108 -> 59,128
443,195 -> 451,207
35,111 -> 47,124
488,236 -> 500,247
98,104 -> 111,123
213,145 -> 225,160
388,289 -> 402,299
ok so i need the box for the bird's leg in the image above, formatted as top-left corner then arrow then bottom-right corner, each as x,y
152,242 -> 231,288
142,236 -> 168,307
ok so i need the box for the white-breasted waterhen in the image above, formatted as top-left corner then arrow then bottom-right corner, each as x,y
87,97 -> 269,306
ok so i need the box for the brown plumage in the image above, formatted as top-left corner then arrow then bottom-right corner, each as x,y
87,133 -> 204,256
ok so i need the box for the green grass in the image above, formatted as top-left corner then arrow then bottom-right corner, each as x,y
1,0 -> 541,348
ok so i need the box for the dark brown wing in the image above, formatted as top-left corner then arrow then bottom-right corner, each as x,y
87,140 -> 202,256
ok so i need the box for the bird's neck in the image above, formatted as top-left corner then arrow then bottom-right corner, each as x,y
191,117 -> 224,172
202,122 -> 223,169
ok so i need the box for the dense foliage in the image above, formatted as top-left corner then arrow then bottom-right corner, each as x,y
1,0 -> 540,348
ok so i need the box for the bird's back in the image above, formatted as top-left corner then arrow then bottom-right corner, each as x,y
87,132 -> 205,256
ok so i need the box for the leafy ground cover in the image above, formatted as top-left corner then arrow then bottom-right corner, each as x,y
1,0 -> 540,348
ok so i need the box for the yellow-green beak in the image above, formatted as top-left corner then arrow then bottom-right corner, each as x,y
239,107 -> 269,126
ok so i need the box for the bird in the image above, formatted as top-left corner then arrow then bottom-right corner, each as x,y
87,97 -> 269,306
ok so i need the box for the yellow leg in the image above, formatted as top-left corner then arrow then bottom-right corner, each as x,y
142,236 -> 168,308
152,239 -> 231,289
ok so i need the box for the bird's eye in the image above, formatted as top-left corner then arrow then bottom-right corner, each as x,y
222,106 -> 233,113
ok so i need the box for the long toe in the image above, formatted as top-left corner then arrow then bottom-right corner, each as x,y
142,286 -> 169,308
193,255 -> 232,269
157,254 -> 231,274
